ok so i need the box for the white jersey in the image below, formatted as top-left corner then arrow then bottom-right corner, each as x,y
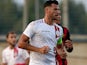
2,46 -> 29,65
23,19 -> 63,65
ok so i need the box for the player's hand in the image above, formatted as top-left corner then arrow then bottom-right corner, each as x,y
57,48 -> 67,59
60,51 -> 67,59
65,40 -> 73,52
39,46 -> 50,54
65,40 -> 73,48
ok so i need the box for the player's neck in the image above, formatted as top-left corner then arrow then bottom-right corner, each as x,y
44,16 -> 54,25
9,45 -> 15,49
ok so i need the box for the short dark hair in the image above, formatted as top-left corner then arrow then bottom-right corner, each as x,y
44,0 -> 59,8
6,31 -> 16,38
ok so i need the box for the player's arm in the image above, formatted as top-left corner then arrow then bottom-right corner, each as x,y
2,63 -> 7,65
56,46 -> 67,59
18,34 -> 41,52
56,38 -> 67,59
56,26 -> 67,59
65,40 -> 73,52
65,30 -> 73,52
18,34 -> 50,54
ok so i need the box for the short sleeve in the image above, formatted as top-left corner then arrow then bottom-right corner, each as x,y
23,22 -> 35,38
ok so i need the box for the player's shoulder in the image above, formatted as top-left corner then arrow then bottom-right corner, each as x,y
29,19 -> 43,25
63,27 -> 68,29
63,27 -> 69,31
2,47 -> 10,53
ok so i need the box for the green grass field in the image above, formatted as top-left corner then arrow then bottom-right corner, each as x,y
0,42 -> 87,65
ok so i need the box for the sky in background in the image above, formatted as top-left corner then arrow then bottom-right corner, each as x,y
13,0 -> 87,11
13,0 -> 24,6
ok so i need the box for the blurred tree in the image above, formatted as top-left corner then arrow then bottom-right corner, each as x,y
0,0 -> 87,35
27,0 -> 44,24
0,0 -> 45,34
68,0 -> 87,34
0,0 -> 23,34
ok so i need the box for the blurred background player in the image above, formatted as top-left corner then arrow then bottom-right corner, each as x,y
2,31 -> 29,65
54,8 -> 73,65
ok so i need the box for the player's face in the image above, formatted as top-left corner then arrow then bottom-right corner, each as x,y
7,33 -> 17,46
48,4 -> 60,20
57,10 -> 61,21
55,10 -> 61,24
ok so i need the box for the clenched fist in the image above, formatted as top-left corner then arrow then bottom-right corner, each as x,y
39,46 -> 50,54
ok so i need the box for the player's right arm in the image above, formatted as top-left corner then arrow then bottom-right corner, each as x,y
18,34 -> 50,54
18,22 -> 36,51
1,63 -> 7,65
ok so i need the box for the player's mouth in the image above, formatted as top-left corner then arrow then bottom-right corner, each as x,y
55,14 -> 58,16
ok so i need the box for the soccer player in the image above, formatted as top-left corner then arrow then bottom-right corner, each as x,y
2,31 -> 29,65
18,1 -> 64,65
55,9 -> 73,65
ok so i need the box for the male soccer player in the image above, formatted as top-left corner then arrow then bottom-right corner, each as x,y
2,31 -> 29,65
55,9 -> 73,65
18,1 -> 64,65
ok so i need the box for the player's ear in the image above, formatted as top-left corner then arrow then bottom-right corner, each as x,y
45,7 -> 49,12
